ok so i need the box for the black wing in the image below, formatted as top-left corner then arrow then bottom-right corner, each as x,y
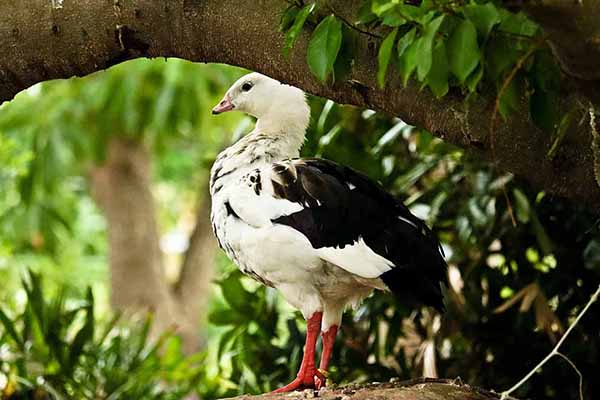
270,158 -> 448,311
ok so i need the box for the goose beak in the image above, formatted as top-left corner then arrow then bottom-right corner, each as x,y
212,96 -> 234,115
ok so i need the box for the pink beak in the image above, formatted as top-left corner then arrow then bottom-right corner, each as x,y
212,96 -> 234,115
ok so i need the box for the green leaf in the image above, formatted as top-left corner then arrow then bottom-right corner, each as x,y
23,270 -> 46,334
357,1 -> 377,24
375,2 -> 407,27
372,0 -> 396,16
217,326 -> 239,360
133,313 -> 153,362
283,3 -> 316,58
498,75 -> 522,119
397,27 -> 416,58
398,3 -> 428,23
394,159 -> 437,191
466,64 -> 484,92
97,312 -> 122,345
333,25 -> 356,82
399,39 -> 419,85
18,165 -> 35,206
307,15 -> 343,82
547,107 -> 576,159
447,19 -> 480,83
485,36 -> 520,79
530,89 -> 558,133
468,198 -> 489,228
464,3 -> 500,38
68,289 -> 95,370
498,11 -> 539,37
279,6 -> 299,33
456,215 -> 473,243
208,308 -> 240,326
512,188 -> 530,223
142,327 -> 172,364
531,210 -> 553,254
0,308 -> 24,349
377,28 -> 398,88
531,51 -> 561,93
381,11 -> 406,27
427,41 -> 449,97
219,273 -> 253,313
416,15 -> 445,81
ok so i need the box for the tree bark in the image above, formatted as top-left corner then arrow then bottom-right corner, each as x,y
174,190 -> 217,343
89,136 -> 210,352
1,0 -> 599,209
518,0 -> 600,81
90,137 -> 180,331
223,379 -> 511,400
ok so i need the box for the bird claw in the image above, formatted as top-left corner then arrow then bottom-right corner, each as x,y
314,370 -> 327,390
272,369 -> 328,393
271,377 -> 307,393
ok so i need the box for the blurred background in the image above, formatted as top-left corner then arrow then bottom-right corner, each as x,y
0,59 -> 598,399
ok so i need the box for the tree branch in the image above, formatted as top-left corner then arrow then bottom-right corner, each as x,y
515,0 -> 600,81
173,185 -> 217,345
224,378 -> 514,400
1,0 -> 600,209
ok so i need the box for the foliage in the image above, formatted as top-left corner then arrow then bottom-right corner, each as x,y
307,15 -> 343,82
0,60 -> 248,303
206,267 -> 304,395
0,271 -> 203,399
280,0 -> 564,136
0,135 -> 31,259
0,60 -> 253,399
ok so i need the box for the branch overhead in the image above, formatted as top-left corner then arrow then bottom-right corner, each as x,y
1,0 -> 599,209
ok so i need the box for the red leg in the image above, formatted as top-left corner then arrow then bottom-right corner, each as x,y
315,325 -> 338,390
272,312 -> 322,393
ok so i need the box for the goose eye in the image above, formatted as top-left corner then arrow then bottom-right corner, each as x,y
241,82 -> 253,92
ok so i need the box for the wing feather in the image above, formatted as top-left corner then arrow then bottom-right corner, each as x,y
269,158 -> 448,310
316,237 -> 394,278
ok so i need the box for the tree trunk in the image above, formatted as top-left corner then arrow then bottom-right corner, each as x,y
223,379 -> 511,400
174,190 -> 217,348
1,0 -> 600,209
89,136 -> 209,352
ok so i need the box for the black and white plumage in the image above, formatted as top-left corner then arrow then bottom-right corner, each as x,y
270,158 -> 447,310
210,72 -> 447,392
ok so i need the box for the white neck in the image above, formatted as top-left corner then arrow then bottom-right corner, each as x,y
250,103 -> 310,159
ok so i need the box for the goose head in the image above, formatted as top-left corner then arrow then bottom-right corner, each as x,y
212,72 -> 310,134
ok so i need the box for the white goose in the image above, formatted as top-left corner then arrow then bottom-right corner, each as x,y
210,73 -> 447,392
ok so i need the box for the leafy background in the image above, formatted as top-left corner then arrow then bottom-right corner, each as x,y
283,0 -> 567,145
1,1 -> 599,399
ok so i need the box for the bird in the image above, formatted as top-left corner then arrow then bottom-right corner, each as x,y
210,72 -> 448,393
